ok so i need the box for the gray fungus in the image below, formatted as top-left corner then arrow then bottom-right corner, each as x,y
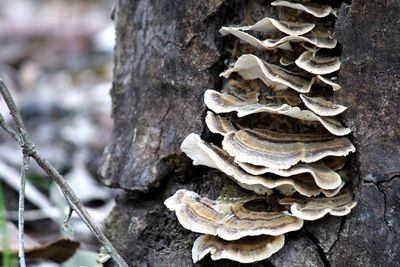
164,0 -> 356,263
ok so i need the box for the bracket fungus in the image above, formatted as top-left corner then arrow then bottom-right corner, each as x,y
271,0 -> 335,18
220,54 -> 342,94
229,17 -> 315,36
192,235 -> 285,263
221,55 -> 314,93
205,111 -> 241,136
220,27 -> 337,51
205,89 -> 351,136
295,51 -> 341,75
181,134 -> 343,197
164,189 -> 304,240
280,192 -> 357,220
316,75 -> 341,91
165,1 -> 356,263
222,129 -> 355,169
237,161 -> 342,190
300,94 -> 347,116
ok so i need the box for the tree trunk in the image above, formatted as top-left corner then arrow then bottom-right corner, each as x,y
100,0 -> 400,266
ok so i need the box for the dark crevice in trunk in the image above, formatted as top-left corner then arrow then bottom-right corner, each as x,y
327,216 -> 346,253
303,230 -> 331,267
362,176 -> 400,229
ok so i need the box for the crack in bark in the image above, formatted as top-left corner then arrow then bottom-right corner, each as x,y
362,180 -> 388,228
303,230 -> 331,267
361,177 -> 400,229
327,216 -> 346,254
373,176 -> 399,229
375,175 -> 400,185
376,184 -> 390,228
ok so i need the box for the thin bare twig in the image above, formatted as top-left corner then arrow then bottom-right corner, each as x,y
0,114 -> 21,145
0,80 -> 128,267
18,154 -> 30,267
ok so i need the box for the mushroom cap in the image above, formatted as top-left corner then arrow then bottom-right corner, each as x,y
280,192 -> 357,220
220,26 -> 293,51
181,133 -> 272,195
220,26 -> 337,50
204,89 -> 351,136
271,0 -> 334,18
205,111 -> 241,136
192,234 -> 285,263
221,17 -> 315,36
222,129 -> 355,169
220,55 -> 314,93
164,189 -> 304,240
253,18 -> 315,36
180,134 -> 344,197
205,89 -> 290,116
316,75 -> 341,91
295,51 -> 341,75
300,94 -> 347,117
263,32 -> 337,49
237,161 -> 342,190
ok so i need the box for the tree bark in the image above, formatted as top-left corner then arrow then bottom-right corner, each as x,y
100,0 -> 400,266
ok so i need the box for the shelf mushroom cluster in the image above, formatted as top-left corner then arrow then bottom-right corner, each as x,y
165,0 -> 356,263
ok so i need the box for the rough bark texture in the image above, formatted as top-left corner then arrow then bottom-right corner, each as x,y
99,0 -> 226,192
101,0 -> 400,266
327,1 -> 400,265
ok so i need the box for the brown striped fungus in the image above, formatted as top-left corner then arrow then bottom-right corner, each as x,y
165,0 -> 356,263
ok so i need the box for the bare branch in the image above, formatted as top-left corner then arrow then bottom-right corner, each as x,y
0,80 -> 28,135
0,114 -> 22,145
0,79 -> 128,267
18,154 -> 30,267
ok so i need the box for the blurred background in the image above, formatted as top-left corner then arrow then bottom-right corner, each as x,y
0,0 -> 116,266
